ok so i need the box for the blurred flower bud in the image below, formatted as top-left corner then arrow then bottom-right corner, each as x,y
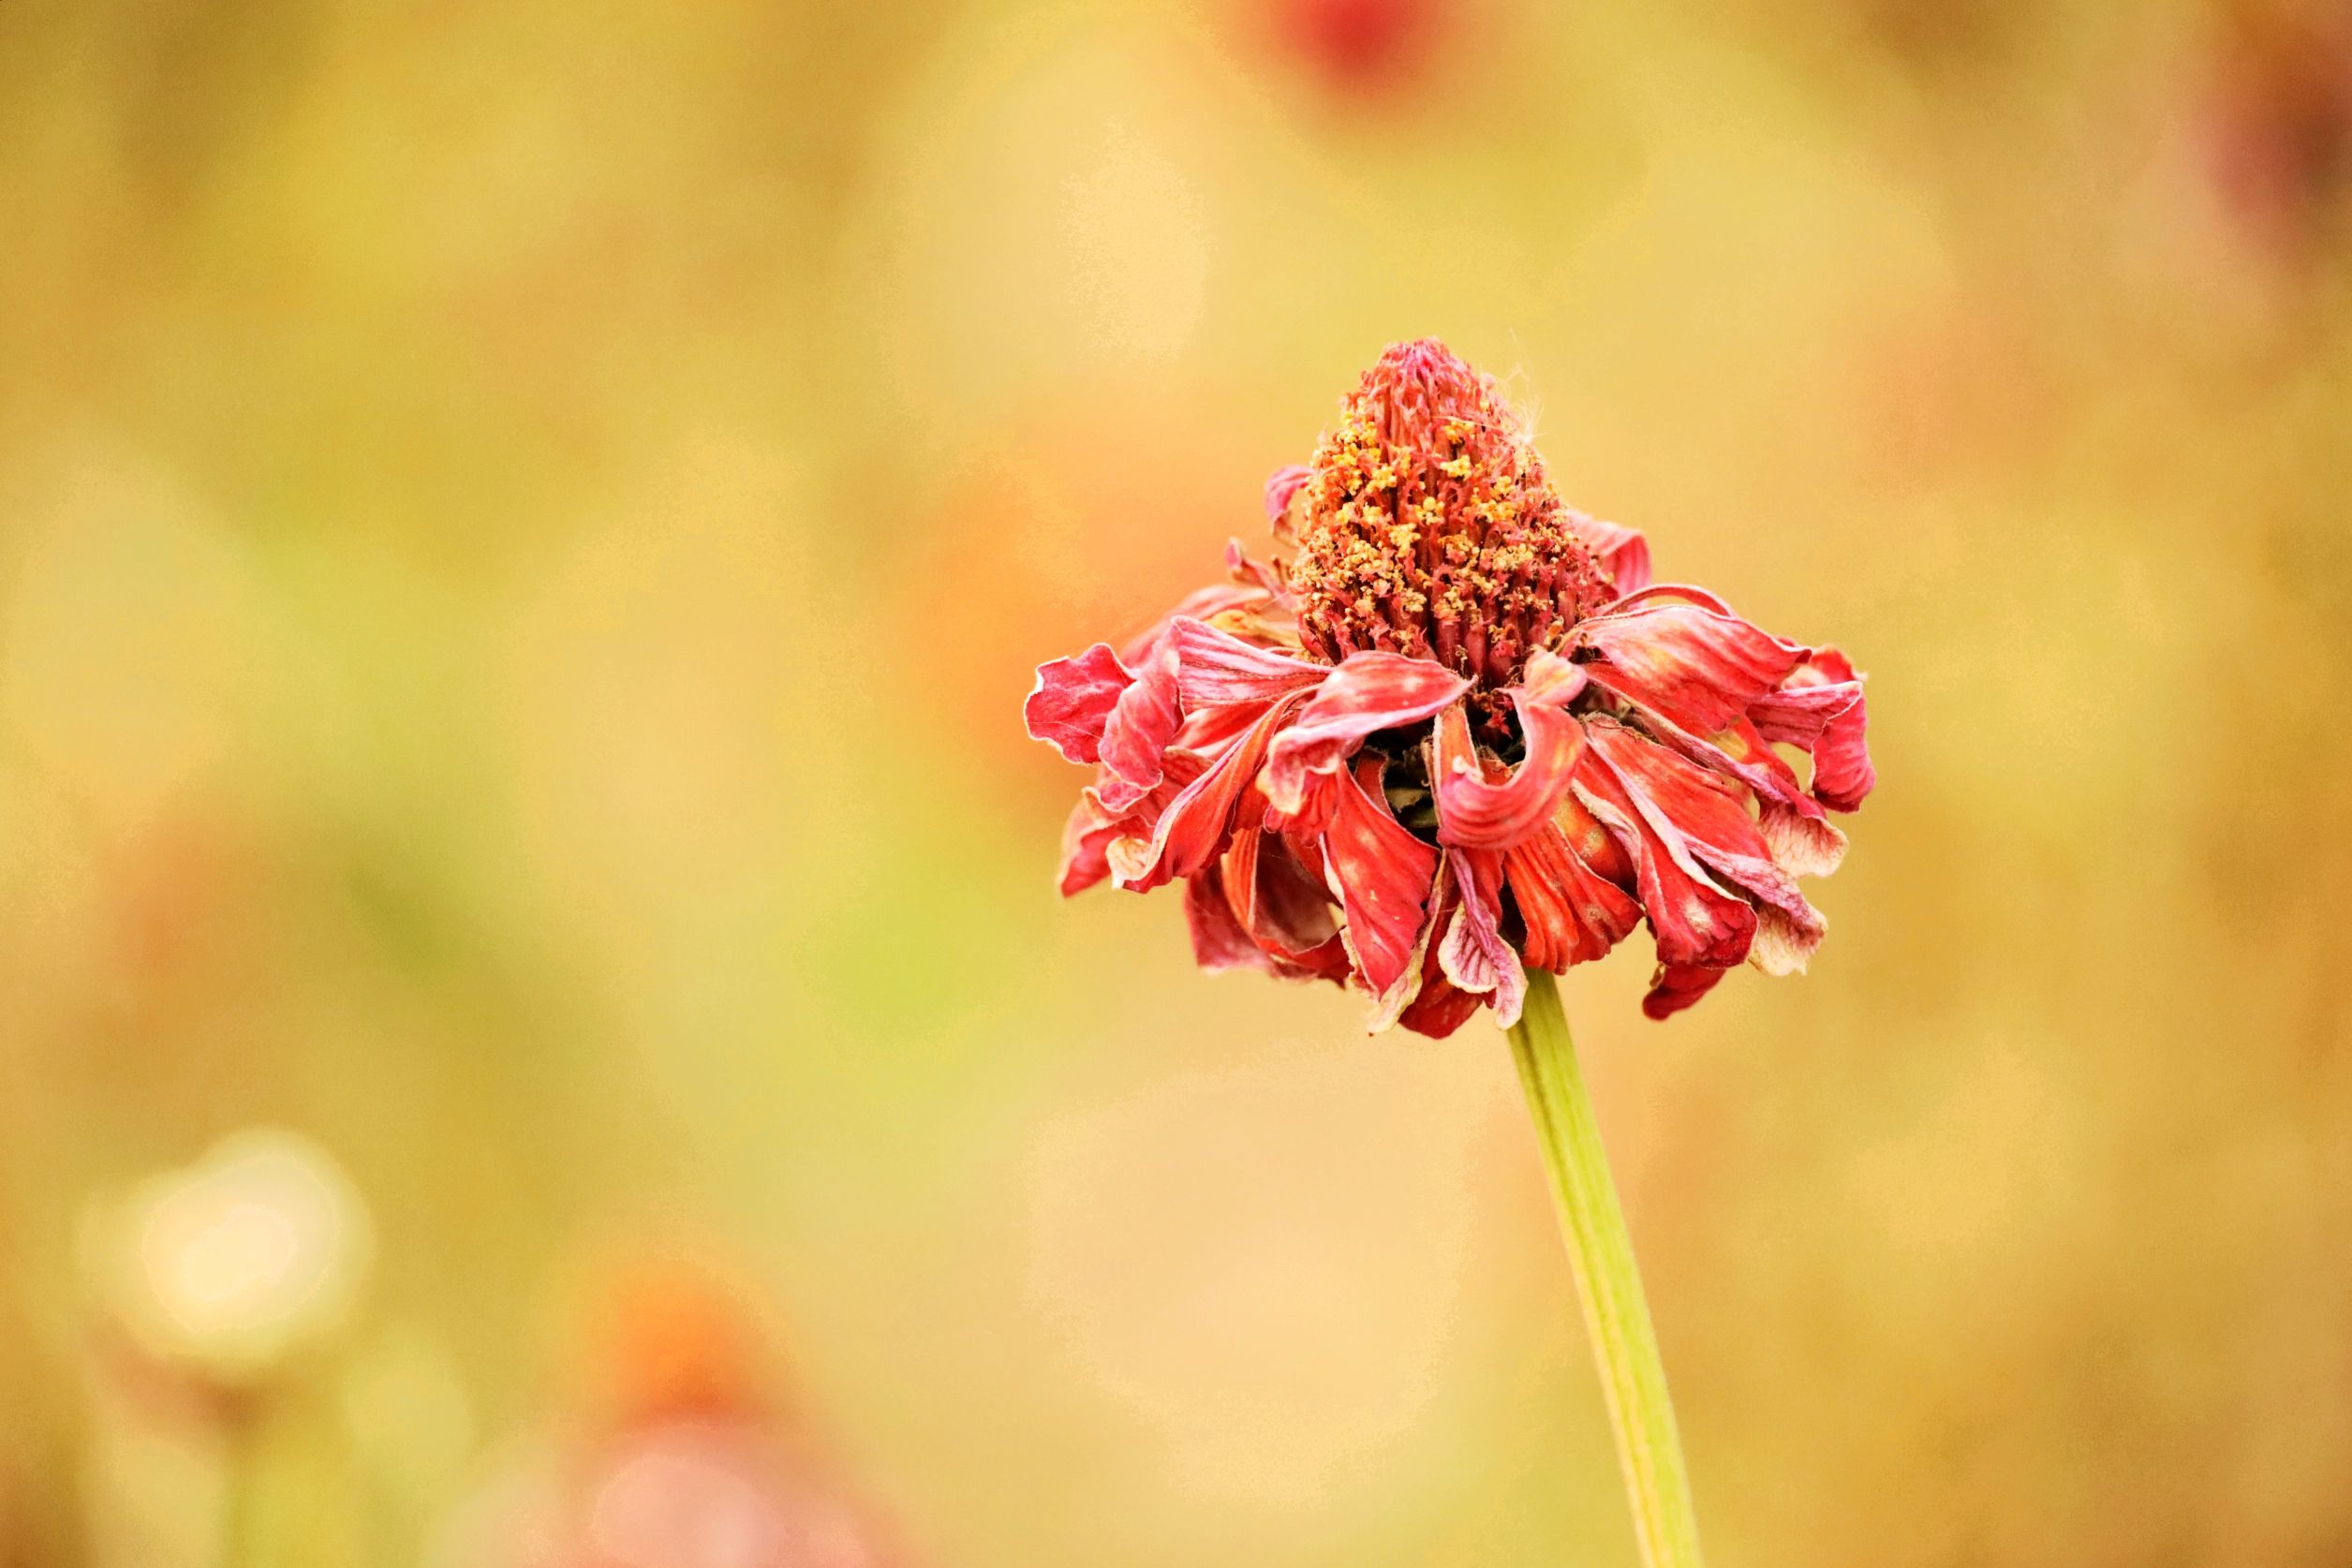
81,1130 -> 375,1390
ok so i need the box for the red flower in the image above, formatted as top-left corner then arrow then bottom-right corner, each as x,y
1026,340 -> 1874,1032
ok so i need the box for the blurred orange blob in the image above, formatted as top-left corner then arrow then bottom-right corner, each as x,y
581,1257 -> 772,1427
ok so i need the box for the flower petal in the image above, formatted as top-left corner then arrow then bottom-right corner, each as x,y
1261,652 -> 1470,815
1504,806 -> 1643,972
1264,465 -> 1311,524
1025,643 -> 1132,764
1225,538 -> 1292,601
1585,721 -> 1825,974
1428,699 -> 1588,851
1436,848 -> 1526,1027
1757,799 -> 1847,879
1320,755 -> 1440,1001
1567,512 -> 1652,597
1575,597 -> 1804,737
1642,962 -> 1727,1020
1396,970 -> 1483,1038
1221,812 -> 1342,958
1058,799 -> 1119,896
1120,696 -> 1303,891
1169,616 -> 1329,707
1185,865 -> 1270,973
1089,634 -> 1183,813
1573,732 -> 1755,970
1749,648 -> 1874,812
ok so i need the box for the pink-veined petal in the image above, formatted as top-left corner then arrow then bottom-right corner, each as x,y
1428,700 -> 1588,851
1261,652 -> 1470,814
1363,853 -> 1457,1035
1758,799 -> 1848,879
1090,634 -> 1182,813
1319,755 -> 1440,1001
1169,616 -> 1329,707
1575,599 -> 1804,738
1025,643 -> 1131,764
1436,847 -> 1526,1027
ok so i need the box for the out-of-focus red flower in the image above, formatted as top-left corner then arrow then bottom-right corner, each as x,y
441,1261 -> 914,1568
2203,2 -> 2352,261
1024,339 -> 1873,1030
1274,0 -> 1442,95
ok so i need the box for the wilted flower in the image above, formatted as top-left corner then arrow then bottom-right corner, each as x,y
1026,339 -> 1873,1031
80,1129 -> 375,1392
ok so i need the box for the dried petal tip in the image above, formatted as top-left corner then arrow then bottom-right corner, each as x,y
1283,339 -> 1616,692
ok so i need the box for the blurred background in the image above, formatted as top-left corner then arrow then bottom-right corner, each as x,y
3,0 -> 2350,1563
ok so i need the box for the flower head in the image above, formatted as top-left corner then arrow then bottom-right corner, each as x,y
1025,338 -> 1874,1032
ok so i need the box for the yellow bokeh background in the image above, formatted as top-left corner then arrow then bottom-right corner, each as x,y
5,0 -> 2350,1563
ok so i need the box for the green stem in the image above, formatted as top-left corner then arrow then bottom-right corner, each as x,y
1507,968 -> 1705,1568
217,1405 -> 262,1568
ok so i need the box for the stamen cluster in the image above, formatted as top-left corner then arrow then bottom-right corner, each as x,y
1280,340 -> 1617,695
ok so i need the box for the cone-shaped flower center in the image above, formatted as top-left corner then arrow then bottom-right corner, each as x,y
1282,339 -> 1615,693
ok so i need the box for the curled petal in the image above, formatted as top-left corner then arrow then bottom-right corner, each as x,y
1263,466 -> 1311,523
1516,646 -> 1590,706
1636,709 -> 1818,821
1586,722 -> 1826,974
1169,616 -> 1329,707
1320,756 -> 1440,1001
1642,962 -> 1728,1020
1429,701 -> 1587,851
1396,968 -> 1483,1039
1090,635 -> 1182,813
1185,866 -> 1268,973
1262,652 -> 1470,814
1058,800 -> 1119,896
1122,696 -> 1304,891
1361,851 -> 1454,1034
1263,767 -> 1339,837
1436,848 -> 1526,1027
1575,598 -> 1804,737
1567,512 -> 1653,597
1187,864 -> 1351,982
1757,799 -> 1847,879
1574,742 -> 1754,970
1118,584 -> 1261,665
1504,810 -> 1642,972
1025,644 -> 1132,764
1221,815 -> 1342,958
1225,538 -> 1292,601
1750,649 -> 1874,812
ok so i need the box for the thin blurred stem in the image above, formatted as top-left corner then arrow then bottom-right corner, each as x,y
217,1406 -> 261,1568
1507,969 -> 1704,1568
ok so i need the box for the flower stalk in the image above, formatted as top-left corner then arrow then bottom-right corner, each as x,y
1507,968 -> 1704,1568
